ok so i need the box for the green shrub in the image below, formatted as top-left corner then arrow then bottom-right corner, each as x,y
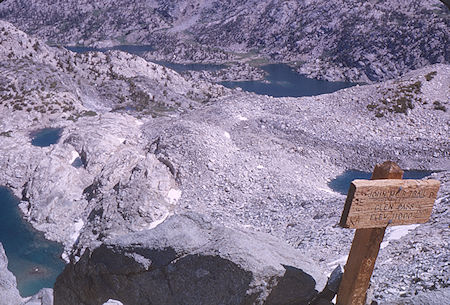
433,101 -> 447,112
81,110 -> 98,117
425,71 -> 437,81
0,131 -> 12,137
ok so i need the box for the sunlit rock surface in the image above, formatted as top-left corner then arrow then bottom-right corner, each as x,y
0,20 -> 449,304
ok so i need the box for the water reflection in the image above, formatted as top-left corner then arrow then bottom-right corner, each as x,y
30,128 -> 63,147
0,187 -> 65,297
328,170 -> 436,195
221,64 -> 355,97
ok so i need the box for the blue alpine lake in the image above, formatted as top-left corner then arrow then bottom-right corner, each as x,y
30,128 -> 63,147
0,187 -> 65,297
329,170 -> 436,195
221,64 -> 355,97
66,44 -> 355,97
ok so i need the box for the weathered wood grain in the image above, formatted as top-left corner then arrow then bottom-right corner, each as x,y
337,161 -> 403,305
340,179 -> 440,229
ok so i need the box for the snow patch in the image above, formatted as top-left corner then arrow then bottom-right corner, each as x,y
224,131 -> 231,139
168,188 -> 182,205
318,187 -> 335,194
256,165 -> 264,169
61,252 -> 70,263
328,255 -> 348,270
237,115 -> 248,121
103,300 -> 124,305
69,150 -> 80,164
380,224 -> 420,249
115,137 -> 125,144
148,211 -> 172,229
70,219 -> 84,242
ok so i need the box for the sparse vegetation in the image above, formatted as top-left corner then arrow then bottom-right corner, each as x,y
81,110 -> 98,117
433,101 -> 447,112
425,71 -> 437,81
368,80 -> 424,117
0,130 -> 12,137
398,81 -> 422,95
32,41 -> 40,52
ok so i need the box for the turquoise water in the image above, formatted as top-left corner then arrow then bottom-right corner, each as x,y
30,128 -> 63,147
221,64 -> 355,97
328,170 -> 436,195
0,187 -> 65,297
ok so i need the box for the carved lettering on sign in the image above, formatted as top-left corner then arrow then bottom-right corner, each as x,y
340,179 -> 440,229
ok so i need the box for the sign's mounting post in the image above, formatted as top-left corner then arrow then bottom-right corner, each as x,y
336,161 -> 440,305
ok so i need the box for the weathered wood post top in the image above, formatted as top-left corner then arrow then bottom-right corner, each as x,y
336,161 -> 440,305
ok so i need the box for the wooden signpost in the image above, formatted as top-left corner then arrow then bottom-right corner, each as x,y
336,161 -> 440,305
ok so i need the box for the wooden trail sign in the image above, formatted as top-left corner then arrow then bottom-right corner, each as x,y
340,179 -> 440,229
336,161 -> 440,305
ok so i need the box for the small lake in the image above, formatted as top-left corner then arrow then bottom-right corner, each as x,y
65,45 -> 154,55
71,157 -> 84,168
30,128 -> 63,147
221,64 -> 355,97
65,44 -> 355,98
329,170 -> 436,195
0,187 -> 65,297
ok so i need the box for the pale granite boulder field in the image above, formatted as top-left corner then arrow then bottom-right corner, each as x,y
0,18 -> 449,305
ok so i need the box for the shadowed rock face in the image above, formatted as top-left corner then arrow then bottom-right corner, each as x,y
54,213 -> 325,305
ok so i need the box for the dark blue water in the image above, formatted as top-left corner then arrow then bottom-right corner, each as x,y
329,170 -> 436,195
153,61 -> 226,72
221,64 -> 355,97
65,45 -> 153,55
65,44 -> 355,97
30,128 -> 63,147
0,187 -> 65,297
71,157 -> 84,168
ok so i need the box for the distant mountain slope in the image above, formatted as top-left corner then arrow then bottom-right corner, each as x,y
0,19 -> 224,120
0,0 -> 448,82
0,20 -> 449,304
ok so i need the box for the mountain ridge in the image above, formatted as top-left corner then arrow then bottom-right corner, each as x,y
0,0 -> 448,82
0,17 -> 449,305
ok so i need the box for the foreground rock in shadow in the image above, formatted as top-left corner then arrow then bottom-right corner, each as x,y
54,213 -> 326,305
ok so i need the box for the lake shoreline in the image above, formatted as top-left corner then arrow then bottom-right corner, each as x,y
0,187 -> 65,297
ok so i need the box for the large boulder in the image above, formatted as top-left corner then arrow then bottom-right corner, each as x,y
0,243 -> 23,305
54,213 -> 326,305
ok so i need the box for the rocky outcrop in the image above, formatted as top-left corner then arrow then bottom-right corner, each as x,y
54,213 -> 326,305
23,289 -> 53,305
0,0 -> 448,82
0,21 -> 449,304
0,19 -> 214,251
0,243 -> 22,305
0,19 -> 226,121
